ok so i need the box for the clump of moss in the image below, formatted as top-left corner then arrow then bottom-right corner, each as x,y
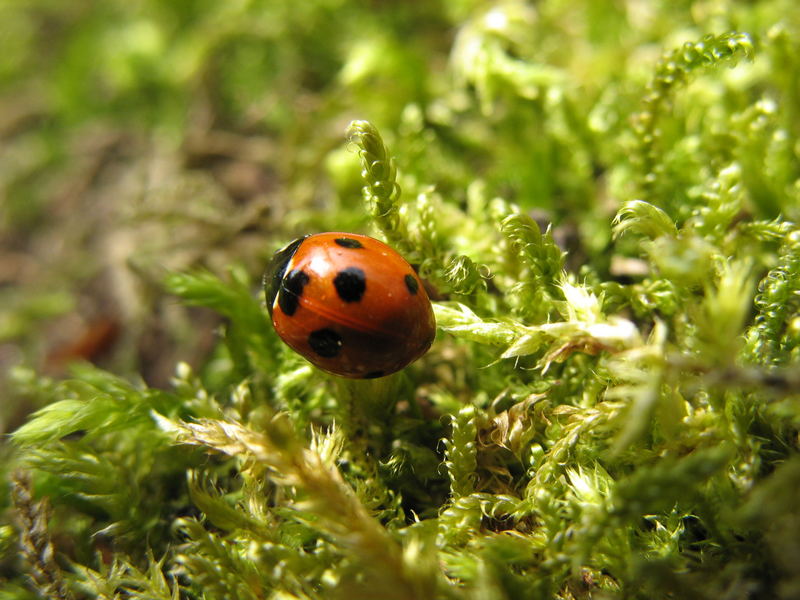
3,2 -> 800,599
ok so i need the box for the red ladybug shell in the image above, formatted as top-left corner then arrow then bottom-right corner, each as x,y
264,232 -> 436,378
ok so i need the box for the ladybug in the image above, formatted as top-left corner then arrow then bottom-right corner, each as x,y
264,232 -> 436,379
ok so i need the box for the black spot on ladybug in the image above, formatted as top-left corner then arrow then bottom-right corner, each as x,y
334,237 -> 364,249
308,328 -> 342,358
334,267 -> 366,302
404,274 -> 419,295
363,370 -> 385,379
278,269 -> 310,316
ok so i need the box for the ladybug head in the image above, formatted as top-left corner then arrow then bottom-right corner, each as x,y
263,236 -> 307,316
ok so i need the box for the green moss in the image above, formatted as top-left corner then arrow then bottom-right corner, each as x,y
3,1 -> 800,598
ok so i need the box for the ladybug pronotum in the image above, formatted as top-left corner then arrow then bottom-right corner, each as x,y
264,232 -> 436,378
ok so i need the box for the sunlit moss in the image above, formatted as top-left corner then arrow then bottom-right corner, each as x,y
4,2 -> 800,599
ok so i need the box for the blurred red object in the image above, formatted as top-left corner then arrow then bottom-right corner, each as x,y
46,317 -> 120,371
